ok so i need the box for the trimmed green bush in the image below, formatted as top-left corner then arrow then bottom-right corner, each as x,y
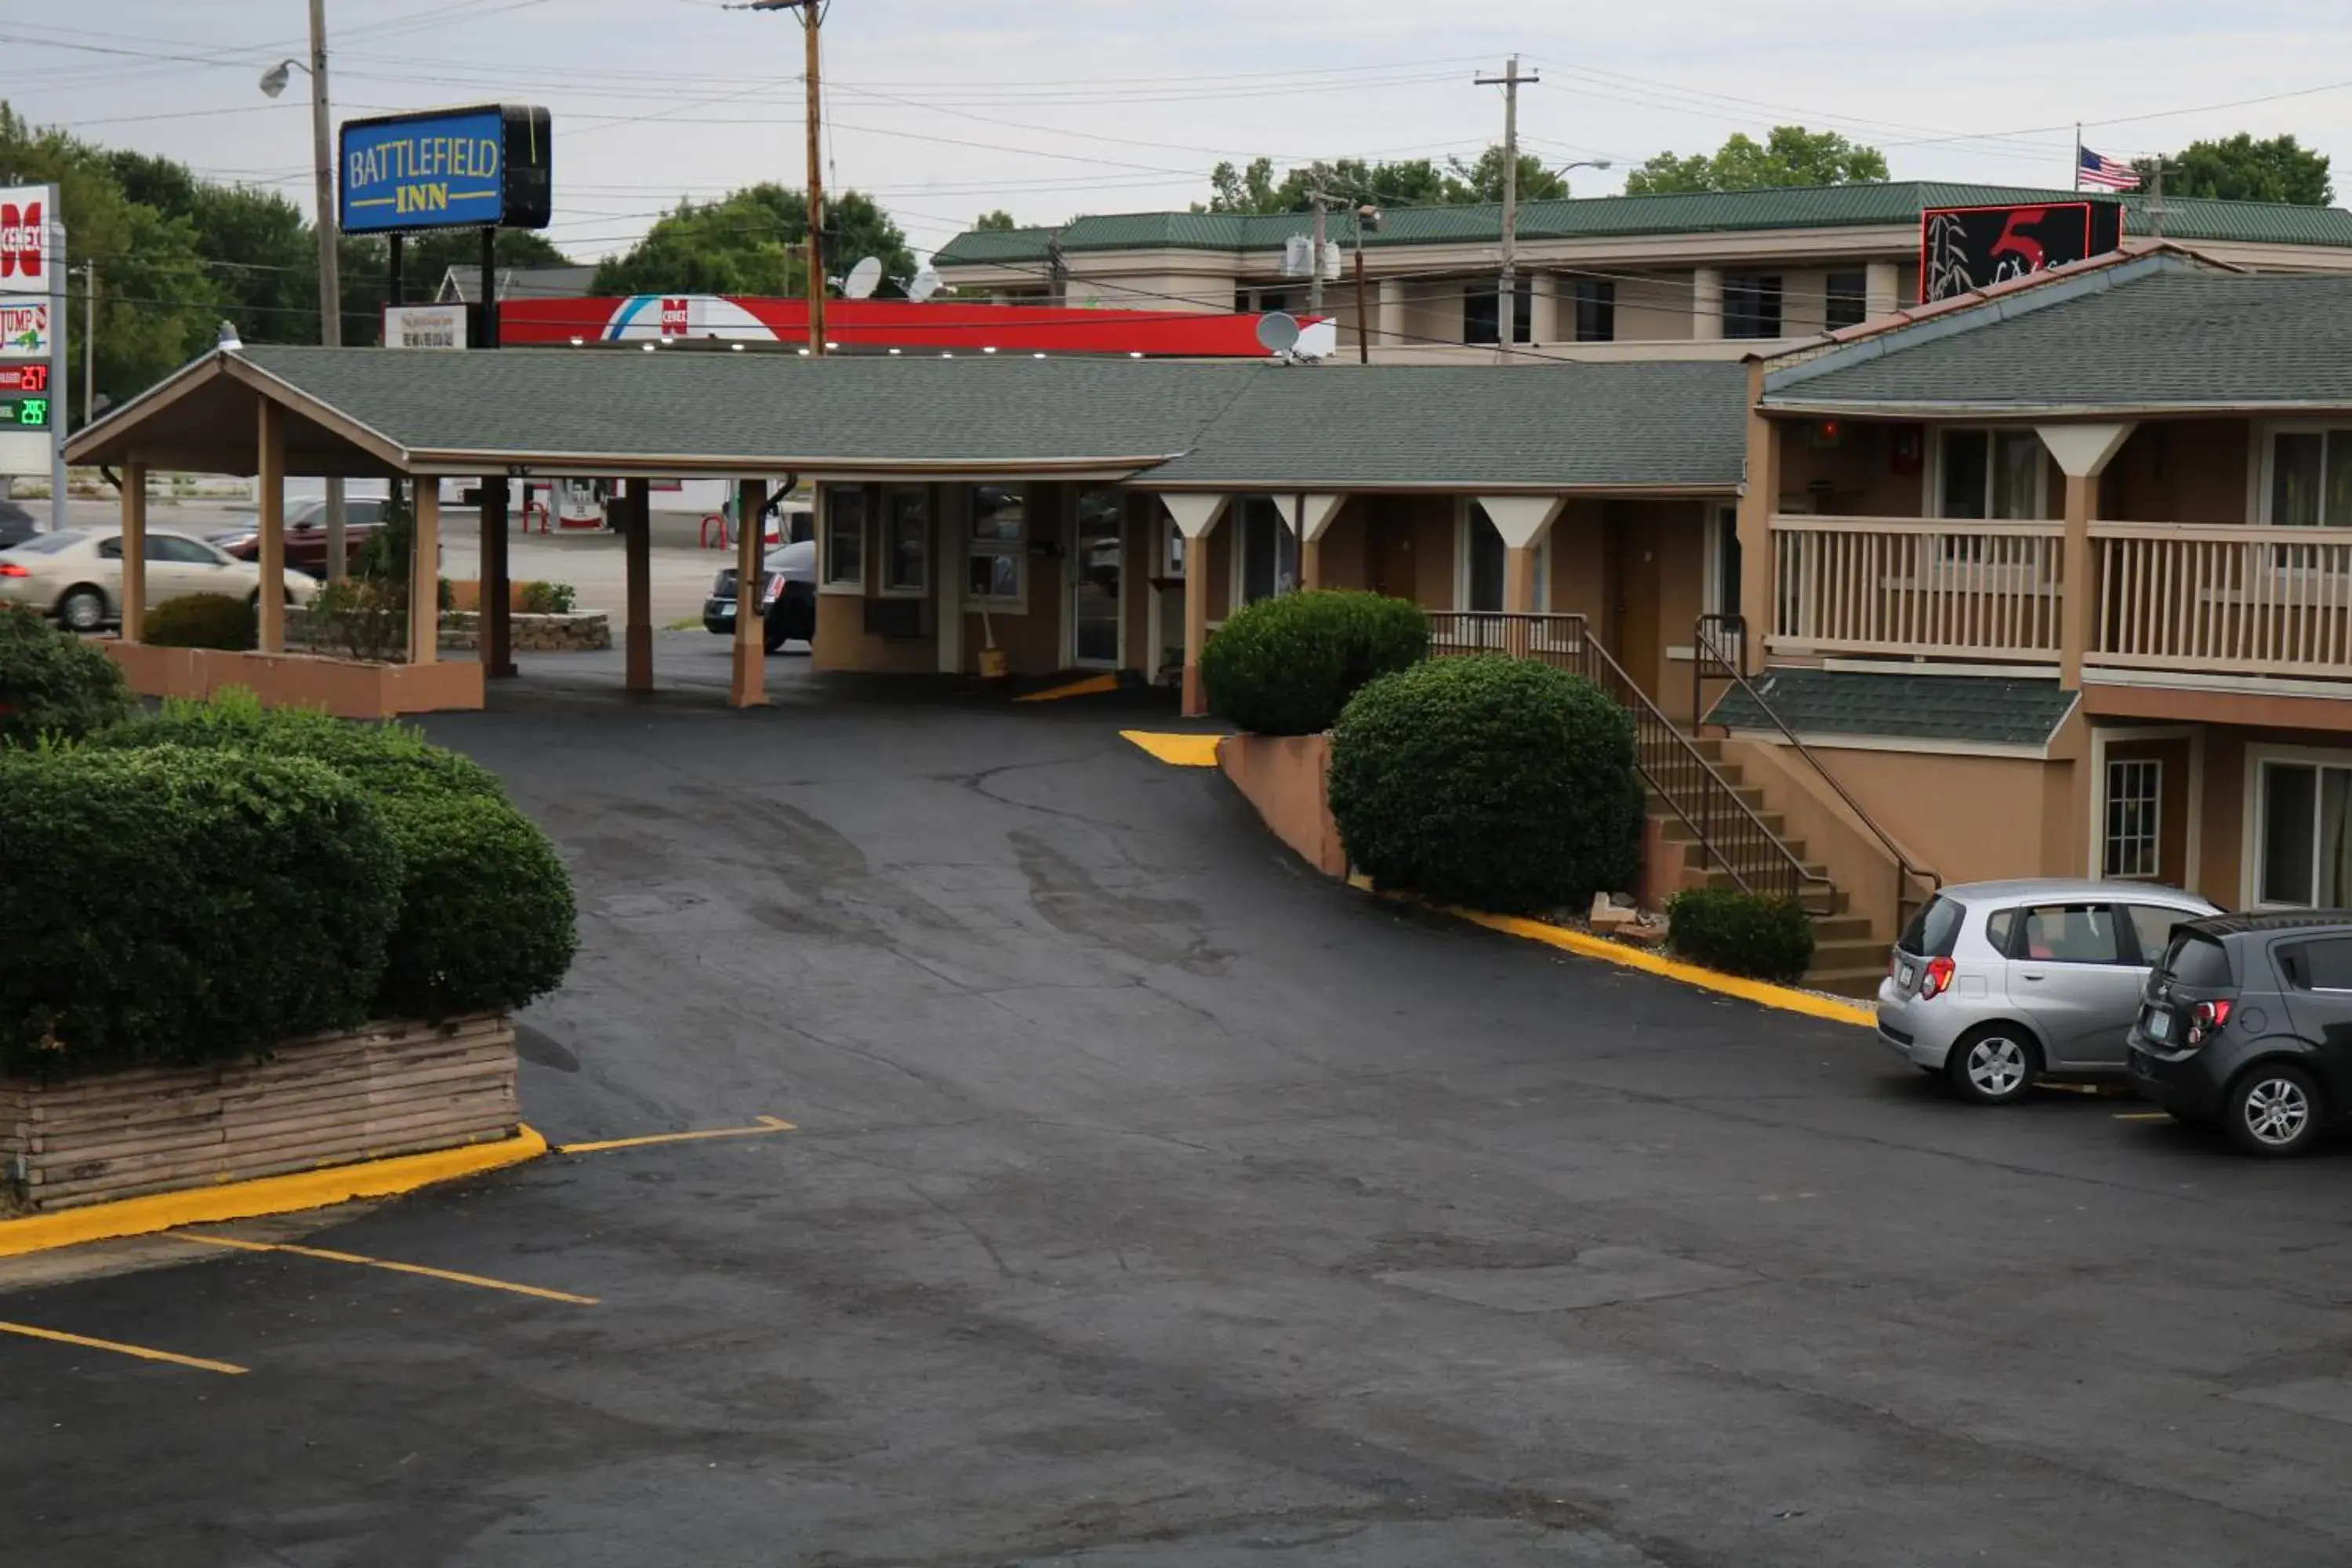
143,592 -> 256,651
372,788 -> 579,1021
0,745 -> 401,1077
94,687 -> 507,801
1202,590 -> 1428,735
1664,891 -> 1816,982
0,604 -> 133,748
517,580 -> 577,615
96,688 -> 573,1022
1328,655 -> 1644,912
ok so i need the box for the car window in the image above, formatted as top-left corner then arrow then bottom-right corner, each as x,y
2123,904 -> 2198,967
97,535 -> 122,560
1985,908 -> 2017,955
9,530 -> 83,554
150,535 -> 217,564
350,501 -> 385,524
2160,931 -> 2234,988
2277,935 -> 2352,992
1900,895 -> 1965,957
2016,903 -> 2124,964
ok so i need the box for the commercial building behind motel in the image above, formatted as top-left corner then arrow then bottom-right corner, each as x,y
1731,252 -> 2352,917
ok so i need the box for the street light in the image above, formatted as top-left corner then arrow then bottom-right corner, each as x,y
260,4 -> 347,578
1552,158 -> 1613,189
257,58 -> 299,98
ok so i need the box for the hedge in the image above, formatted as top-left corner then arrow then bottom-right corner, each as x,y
95,689 -> 573,1022
1328,655 -> 1645,913
0,604 -> 133,748
1201,590 -> 1428,735
143,592 -> 257,651
1665,890 -> 1817,982
0,745 -> 401,1076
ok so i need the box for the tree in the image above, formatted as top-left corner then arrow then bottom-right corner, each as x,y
2135,133 -> 2332,205
1440,147 -> 1569,204
589,184 -> 912,297
1198,146 -> 1573,216
973,209 -> 1017,231
401,228 -> 574,299
108,152 -> 318,345
1622,125 -> 1889,195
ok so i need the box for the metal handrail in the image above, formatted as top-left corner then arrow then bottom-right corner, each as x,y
1425,611 -> 1835,916
1691,612 -> 1941,931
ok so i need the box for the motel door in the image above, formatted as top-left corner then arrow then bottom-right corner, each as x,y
1073,492 -> 1123,669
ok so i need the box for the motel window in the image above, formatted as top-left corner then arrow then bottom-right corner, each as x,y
882,487 -> 928,593
2103,758 -> 2161,880
1573,278 -> 1615,343
2265,429 -> 2352,527
1233,498 -> 1297,605
1937,429 -> 2045,520
2257,759 -> 2352,907
1463,278 -> 1532,346
967,485 -> 1025,605
1723,273 -> 1783,339
1825,270 -> 1868,330
822,486 -> 866,589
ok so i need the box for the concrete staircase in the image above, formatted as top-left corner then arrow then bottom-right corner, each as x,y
1642,733 -> 1889,999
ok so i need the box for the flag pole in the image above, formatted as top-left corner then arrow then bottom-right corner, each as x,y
2073,122 -> 2082,191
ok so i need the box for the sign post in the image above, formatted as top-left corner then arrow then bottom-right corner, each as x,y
0,184 -> 64,523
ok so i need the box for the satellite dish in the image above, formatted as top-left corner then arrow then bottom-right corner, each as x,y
907,266 -> 943,303
1254,311 -> 1301,356
843,256 -> 884,299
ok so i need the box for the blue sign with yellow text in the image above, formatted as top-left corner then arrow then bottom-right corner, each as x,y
339,104 -> 551,235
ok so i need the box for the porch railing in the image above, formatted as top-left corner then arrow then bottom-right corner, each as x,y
1426,611 -> 1835,915
2092,522 -> 2352,677
1769,516 -> 2064,662
1694,614 -> 1938,932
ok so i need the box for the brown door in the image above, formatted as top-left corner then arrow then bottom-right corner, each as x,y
1607,510 -> 1662,697
1372,510 -> 1417,603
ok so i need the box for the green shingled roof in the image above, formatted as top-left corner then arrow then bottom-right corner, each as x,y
1708,670 -> 2078,748
931,182 -> 2352,267
77,347 -> 1748,493
1763,260 -> 2352,412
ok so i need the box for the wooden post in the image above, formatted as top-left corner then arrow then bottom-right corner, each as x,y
407,479 -> 440,666
1504,545 -> 1537,614
625,477 -> 653,692
256,403 -> 286,653
2060,470 -> 2093,688
118,459 -> 147,644
1182,544 -> 1211,717
481,477 -> 514,677
730,477 -> 768,707
1737,362 -> 1780,676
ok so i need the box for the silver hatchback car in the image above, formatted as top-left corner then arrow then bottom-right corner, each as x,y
1876,879 -> 2222,1105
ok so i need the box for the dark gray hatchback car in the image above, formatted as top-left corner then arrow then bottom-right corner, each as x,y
2128,911 -> 2352,1156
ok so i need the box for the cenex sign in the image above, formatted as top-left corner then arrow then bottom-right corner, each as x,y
338,104 -> 551,235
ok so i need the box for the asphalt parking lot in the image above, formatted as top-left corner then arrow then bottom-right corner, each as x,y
5,636 -> 2352,1567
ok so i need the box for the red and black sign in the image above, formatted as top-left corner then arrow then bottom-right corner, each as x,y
1918,201 -> 2125,303
0,363 -> 46,394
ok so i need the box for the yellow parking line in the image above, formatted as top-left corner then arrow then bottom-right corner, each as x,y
174,1234 -> 597,1305
0,1318 -> 247,1376
556,1116 -> 797,1156
1120,730 -> 1223,767
1015,673 -> 1120,702
2113,1111 -> 2174,1121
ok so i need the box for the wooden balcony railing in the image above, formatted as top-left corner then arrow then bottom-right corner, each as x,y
2092,523 -> 2352,677
1769,516 -> 2065,662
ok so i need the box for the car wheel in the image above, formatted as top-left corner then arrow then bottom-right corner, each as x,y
56,586 -> 107,632
1945,1024 -> 2041,1105
762,621 -> 788,655
2224,1063 -> 2323,1157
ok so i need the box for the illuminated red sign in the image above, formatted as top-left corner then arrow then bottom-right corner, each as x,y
0,363 -> 48,393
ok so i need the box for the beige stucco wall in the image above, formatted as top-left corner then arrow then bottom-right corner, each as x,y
1780,747 -> 2082,891
1777,419 -> 1928,516
2103,419 -> 2252,524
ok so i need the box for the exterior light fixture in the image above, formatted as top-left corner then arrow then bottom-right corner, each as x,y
568,335 -> 583,346
887,347 -> 902,355
982,346 -> 997,354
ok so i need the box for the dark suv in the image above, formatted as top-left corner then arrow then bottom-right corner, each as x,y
702,538 -> 815,652
2128,912 -> 2352,1156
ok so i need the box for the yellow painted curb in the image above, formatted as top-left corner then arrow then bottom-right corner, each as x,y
0,1126 -> 549,1261
1445,908 -> 1878,1029
1015,673 -> 1121,702
1120,729 -> 1223,768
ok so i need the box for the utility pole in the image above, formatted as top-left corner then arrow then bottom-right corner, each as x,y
307,0 -> 348,579
2148,159 -> 2169,241
1475,55 -> 1535,361
746,1 -> 827,354
1353,203 -> 1382,364
1306,163 -> 1330,318
78,261 -> 94,426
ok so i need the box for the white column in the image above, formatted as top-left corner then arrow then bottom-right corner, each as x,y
1528,272 -> 1560,345
1865,261 -> 1900,320
1477,495 -> 1568,614
1376,277 -> 1406,353
1160,494 -> 1230,717
2038,423 -> 2137,688
1691,267 -> 1725,342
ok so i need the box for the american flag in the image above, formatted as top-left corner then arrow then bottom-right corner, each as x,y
2079,146 -> 2142,191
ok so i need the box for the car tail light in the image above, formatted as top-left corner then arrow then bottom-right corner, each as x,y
1919,956 -> 1956,1000
0,561 -> 26,578
2187,998 -> 2233,1046
762,573 -> 785,606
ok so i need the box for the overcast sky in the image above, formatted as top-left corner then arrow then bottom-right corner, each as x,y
4,0 -> 2347,263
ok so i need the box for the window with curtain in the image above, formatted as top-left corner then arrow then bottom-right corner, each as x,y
882,488 -> 928,593
1236,498 -> 1297,604
1573,279 -> 1615,343
822,486 -> 866,587
2259,759 -> 2352,906
2103,758 -> 2161,879
1724,273 -> 1784,339
1938,429 -> 2045,520
1825,270 -> 1868,329
2267,429 -> 2352,526
967,485 -> 1025,604
1466,506 -> 1507,612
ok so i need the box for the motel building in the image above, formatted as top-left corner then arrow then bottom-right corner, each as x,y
935,181 -> 2352,362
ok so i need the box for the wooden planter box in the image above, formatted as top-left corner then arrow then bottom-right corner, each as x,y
105,641 -> 485,718
0,1014 -> 519,1213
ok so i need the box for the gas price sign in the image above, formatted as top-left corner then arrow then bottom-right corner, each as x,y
1,394 -> 51,429
0,362 -> 48,394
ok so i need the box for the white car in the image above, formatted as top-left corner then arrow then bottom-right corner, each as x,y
0,528 -> 319,632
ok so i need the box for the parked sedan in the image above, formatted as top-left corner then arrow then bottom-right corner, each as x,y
702,538 -> 816,652
0,497 -> 36,550
1876,879 -> 2222,1105
0,528 -> 319,631
209,495 -> 389,578
2129,912 -> 2352,1156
